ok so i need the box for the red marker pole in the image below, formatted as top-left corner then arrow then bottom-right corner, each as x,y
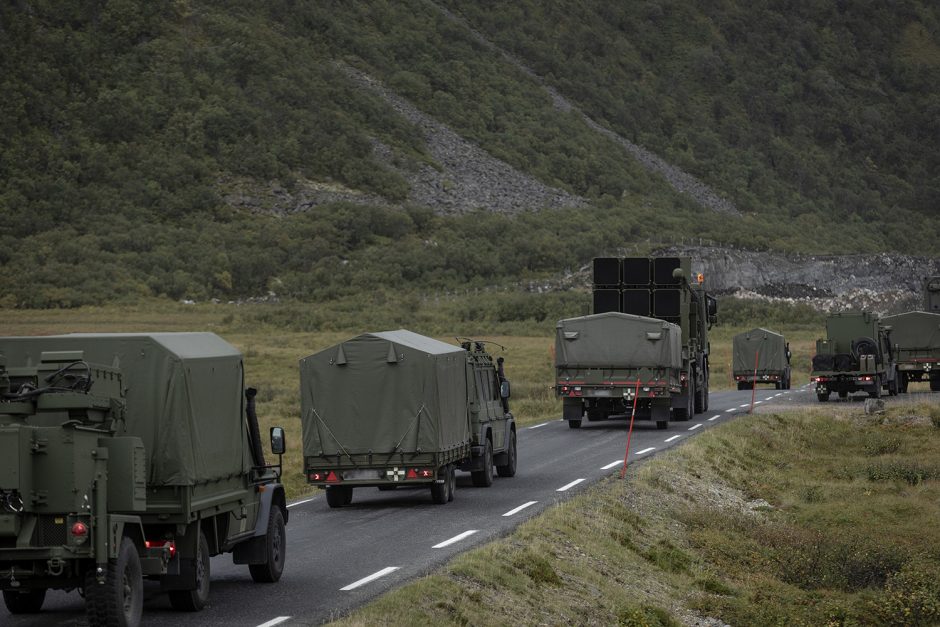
749,350 -> 759,413
620,379 -> 642,478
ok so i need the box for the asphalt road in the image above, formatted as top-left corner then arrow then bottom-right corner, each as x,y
6,383 -> 817,626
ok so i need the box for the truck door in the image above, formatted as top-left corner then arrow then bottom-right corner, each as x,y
475,366 -> 505,449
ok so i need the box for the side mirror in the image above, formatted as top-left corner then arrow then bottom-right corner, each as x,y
270,426 -> 286,456
500,380 -> 511,399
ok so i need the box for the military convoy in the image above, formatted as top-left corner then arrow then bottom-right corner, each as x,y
300,331 -> 515,506
0,333 -> 287,627
811,312 -> 899,401
732,328 -> 791,390
558,257 -> 716,428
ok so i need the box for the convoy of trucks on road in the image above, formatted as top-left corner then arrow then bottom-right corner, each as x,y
2,262 -> 939,625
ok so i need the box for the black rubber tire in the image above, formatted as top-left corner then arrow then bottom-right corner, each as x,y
471,438 -> 494,487
447,464 -> 456,502
930,377 -> 940,392
674,381 -> 694,421
694,378 -> 705,414
656,420 -> 668,430
899,373 -> 909,394
567,419 -> 582,429
85,537 -> 143,627
3,589 -> 46,614
888,372 -> 899,397
496,430 -> 517,478
703,378 -> 709,411
736,381 -> 747,391
430,465 -> 451,504
869,375 -> 881,399
325,486 -> 352,508
774,381 -> 781,390
838,390 -> 848,399
168,532 -> 210,612
817,392 -> 830,402
249,506 -> 286,583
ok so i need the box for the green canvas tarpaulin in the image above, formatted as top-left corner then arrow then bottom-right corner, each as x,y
554,312 -> 682,370
883,311 -> 940,355
300,330 -> 470,458
0,333 -> 250,486
732,328 -> 788,372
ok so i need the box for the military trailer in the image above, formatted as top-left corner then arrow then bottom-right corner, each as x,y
300,331 -> 515,507
882,311 -> 940,392
811,312 -> 899,401
555,313 -> 682,429
0,333 -> 287,627
590,257 -> 717,424
732,328 -> 791,390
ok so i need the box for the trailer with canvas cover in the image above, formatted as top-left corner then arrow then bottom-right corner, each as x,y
732,328 -> 791,390
882,311 -> 940,392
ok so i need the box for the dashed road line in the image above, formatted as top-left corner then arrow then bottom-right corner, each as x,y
256,618 -> 291,627
432,530 -> 479,549
601,460 -> 624,470
528,422 -> 548,429
557,478 -> 586,492
287,498 -> 315,509
708,415 -> 719,421
502,501 -> 538,517
340,567 -> 400,591
664,435 -> 681,442
754,401 -> 763,405
635,447 -> 656,455
738,404 -> 750,408
725,408 -> 736,413
688,423 -> 703,431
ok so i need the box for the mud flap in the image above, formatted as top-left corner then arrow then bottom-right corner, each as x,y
563,398 -> 583,422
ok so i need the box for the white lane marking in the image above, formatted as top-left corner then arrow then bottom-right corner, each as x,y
340,566 -> 400,591
739,404 -> 750,408
287,498 -> 315,509
725,408 -> 736,413
688,423 -> 703,431
256,618 -> 291,627
528,422 -> 548,429
557,478 -> 586,492
432,530 -> 478,549
635,447 -> 656,455
664,435 -> 681,442
754,401 -> 763,405
502,501 -> 538,517
708,415 -> 719,421
601,460 -> 624,470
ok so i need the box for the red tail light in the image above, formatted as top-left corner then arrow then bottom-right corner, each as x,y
70,521 -> 88,544
146,540 -> 177,558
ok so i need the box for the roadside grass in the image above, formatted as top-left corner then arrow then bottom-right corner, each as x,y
335,399 -> 940,626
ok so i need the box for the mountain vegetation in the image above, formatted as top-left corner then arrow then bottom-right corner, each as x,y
1,1 -> 937,308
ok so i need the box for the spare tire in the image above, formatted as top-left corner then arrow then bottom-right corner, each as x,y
833,353 -> 855,372
812,354 -> 834,371
851,337 -> 878,360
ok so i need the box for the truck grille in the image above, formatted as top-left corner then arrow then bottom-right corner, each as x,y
36,516 -> 68,546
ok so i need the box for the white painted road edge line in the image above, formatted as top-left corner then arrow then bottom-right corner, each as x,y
433,530 -> 479,549
256,618 -> 291,627
503,501 -> 538,517
688,423 -> 703,431
340,567 -> 400,591
528,422 -> 548,429
708,415 -> 720,421
557,478 -> 586,492
664,435 -> 681,442
601,460 -> 624,470
287,498 -> 315,509
635,447 -> 656,455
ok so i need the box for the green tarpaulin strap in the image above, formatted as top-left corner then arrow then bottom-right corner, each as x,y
312,407 -> 356,465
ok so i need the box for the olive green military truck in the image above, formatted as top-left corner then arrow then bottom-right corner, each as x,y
882,311 -> 940,392
925,276 -> 940,313
811,312 -> 899,401
301,331 -> 516,507
0,333 -> 287,627
588,257 -> 717,426
555,313 -> 682,429
732,328 -> 792,390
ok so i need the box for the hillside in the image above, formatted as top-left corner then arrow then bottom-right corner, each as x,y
1,1 -> 938,308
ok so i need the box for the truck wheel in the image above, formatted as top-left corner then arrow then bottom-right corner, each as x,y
3,589 -> 46,614
674,382 -> 694,421
567,419 -> 582,429
888,372 -> 899,397
249,506 -> 286,583
817,392 -> 830,402
899,373 -> 908,393
838,390 -> 848,399
447,464 -> 456,501
85,537 -> 143,627
168,532 -> 210,612
930,377 -> 940,392
496,430 -> 517,478
471,438 -> 494,487
869,375 -> 881,399
656,420 -> 668,429
431,465 -> 451,504
325,486 -> 352,508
